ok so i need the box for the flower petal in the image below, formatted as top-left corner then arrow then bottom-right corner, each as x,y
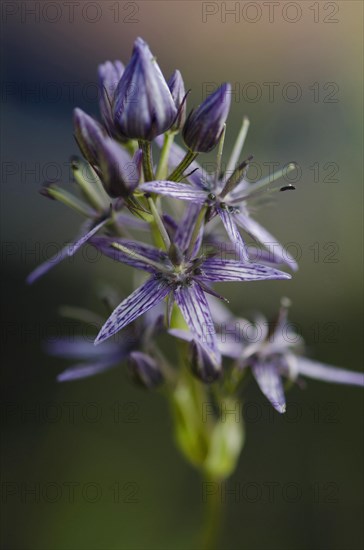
234,213 -> 298,271
140,181 -> 207,202
26,218 -> 107,284
252,361 -> 286,413
45,338 -> 121,360
57,360 -> 119,382
95,277 -> 170,345
113,37 -> 177,140
175,203 -> 203,253
200,258 -> 291,282
174,281 -> 220,361
296,357 -> 364,386
98,60 -> 124,132
217,206 -> 248,261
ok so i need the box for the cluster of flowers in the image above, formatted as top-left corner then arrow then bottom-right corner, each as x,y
29,37 -> 363,415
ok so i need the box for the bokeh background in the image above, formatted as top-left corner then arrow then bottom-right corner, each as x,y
1,1 -> 363,549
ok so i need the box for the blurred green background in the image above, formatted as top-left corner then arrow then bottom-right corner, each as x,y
1,1 -> 363,549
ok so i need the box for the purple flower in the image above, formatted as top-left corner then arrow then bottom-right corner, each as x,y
183,84 -> 231,153
147,121 -> 298,270
90,228 -> 291,367
46,306 -> 163,382
215,298 -> 364,413
113,37 -> 177,141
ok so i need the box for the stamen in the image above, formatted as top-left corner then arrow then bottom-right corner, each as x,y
220,155 -> 253,198
186,205 -> 207,259
225,116 -> 250,177
169,242 -> 184,266
214,123 -> 226,186
231,162 -> 297,203
268,297 -> 292,339
147,196 -> 171,250
196,279 -> 230,304
111,242 -> 170,273
184,167 -> 200,179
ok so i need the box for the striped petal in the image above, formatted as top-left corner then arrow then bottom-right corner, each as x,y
140,181 -> 207,202
174,281 -> 220,361
296,357 -> 364,386
95,277 -> 170,345
252,361 -> 286,414
234,213 -> 298,271
26,218 -> 107,284
200,258 -> 291,282
217,206 -> 248,261
175,203 -> 203,253
90,236 -> 171,273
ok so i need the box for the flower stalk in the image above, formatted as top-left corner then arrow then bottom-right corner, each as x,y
156,131 -> 176,180
138,140 -> 155,182
167,149 -> 199,182
27,35 -> 364,550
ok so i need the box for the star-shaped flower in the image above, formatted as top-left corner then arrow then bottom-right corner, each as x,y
90,225 -> 291,375
215,298 -> 364,412
143,119 -> 298,269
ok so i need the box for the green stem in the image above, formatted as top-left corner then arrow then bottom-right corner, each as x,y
156,132 -> 175,180
138,140 -> 154,182
201,474 -> 224,550
167,149 -> 198,182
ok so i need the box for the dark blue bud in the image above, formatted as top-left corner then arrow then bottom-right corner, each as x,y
98,60 -> 125,137
113,37 -> 177,141
128,351 -> 164,389
73,108 -> 104,165
97,137 -> 140,198
167,70 -> 187,132
190,341 -> 221,383
183,83 -> 231,153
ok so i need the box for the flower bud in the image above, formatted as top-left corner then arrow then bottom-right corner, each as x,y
113,37 -> 177,141
73,108 -> 104,165
190,341 -> 221,383
167,70 -> 187,132
96,137 -> 140,198
128,351 -> 164,388
98,60 -> 125,136
183,83 -> 231,153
